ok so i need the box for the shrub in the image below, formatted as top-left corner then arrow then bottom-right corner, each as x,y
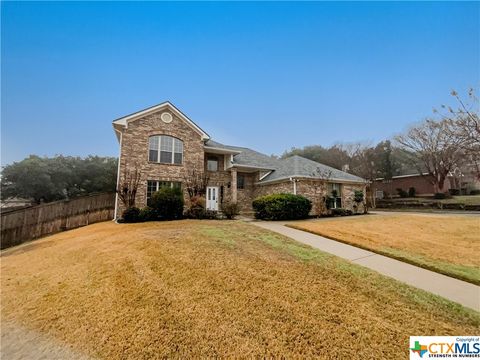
408,187 -> 416,197
353,190 -> 364,204
185,195 -> 209,219
331,208 -> 353,216
252,193 -> 312,220
139,206 -> 156,222
434,192 -> 447,199
189,195 -> 206,209
184,207 -> 218,220
396,188 -> 408,198
222,201 -> 240,220
122,207 -> 140,223
203,210 -> 218,219
184,207 -> 203,219
470,189 -> 480,195
352,190 -> 364,214
448,188 -> 460,196
150,187 -> 184,220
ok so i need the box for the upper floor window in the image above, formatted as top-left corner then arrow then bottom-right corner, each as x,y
149,135 -> 183,164
207,156 -> 219,171
237,174 -> 245,189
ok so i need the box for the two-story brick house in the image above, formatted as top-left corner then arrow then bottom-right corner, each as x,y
113,102 -> 366,218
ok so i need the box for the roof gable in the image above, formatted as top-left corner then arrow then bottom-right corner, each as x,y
112,101 -> 210,140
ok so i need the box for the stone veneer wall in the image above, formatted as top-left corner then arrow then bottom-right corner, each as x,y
253,181 -> 294,199
253,179 -> 365,215
341,184 -> 366,213
117,108 -> 205,215
235,172 -> 256,214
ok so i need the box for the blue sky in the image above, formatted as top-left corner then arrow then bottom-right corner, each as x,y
2,1 -> 479,165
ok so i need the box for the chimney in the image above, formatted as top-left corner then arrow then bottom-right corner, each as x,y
342,164 -> 350,173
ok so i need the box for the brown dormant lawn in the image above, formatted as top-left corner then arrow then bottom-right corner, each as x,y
288,213 -> 480,284
1,220 -> 478,359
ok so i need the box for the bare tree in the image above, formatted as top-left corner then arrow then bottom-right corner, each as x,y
116,165 -> 141,208
434,88 -> 480,178
349,143 -> 379,207
182,167 -> 209,201
395,119 -> 466,193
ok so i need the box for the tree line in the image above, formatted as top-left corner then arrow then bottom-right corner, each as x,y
1,155 -> 118,204
283,88 -> 480,194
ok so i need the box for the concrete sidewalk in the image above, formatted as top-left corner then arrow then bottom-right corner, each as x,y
253,221 -> 480,311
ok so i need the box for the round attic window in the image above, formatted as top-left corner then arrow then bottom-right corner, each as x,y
161,112 -> 173,123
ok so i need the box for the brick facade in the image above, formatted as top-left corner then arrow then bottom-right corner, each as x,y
117,109 -> 205,214
236,172 -> 256,214
115,104 -> 366,217
254,180 -> 365,215
373,175 -> 452,198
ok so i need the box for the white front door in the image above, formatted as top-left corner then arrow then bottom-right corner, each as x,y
206,186 -> 219,211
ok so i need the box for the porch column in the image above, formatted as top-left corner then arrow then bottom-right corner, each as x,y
231,168 -> 237,203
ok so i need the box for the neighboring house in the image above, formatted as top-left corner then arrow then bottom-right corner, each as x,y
374,167 -> 480,198
373,173 -> 442,198
113,102 -> 366,217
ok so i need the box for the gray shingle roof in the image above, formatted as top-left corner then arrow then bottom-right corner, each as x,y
204,140 -> 365,184
205,140 -> 280,169
260,155 -> 365,183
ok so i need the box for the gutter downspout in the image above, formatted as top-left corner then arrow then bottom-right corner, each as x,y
290,177 -> 297,195
113,128 -> 123,221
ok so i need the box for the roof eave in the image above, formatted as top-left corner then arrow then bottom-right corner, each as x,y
257,175 -> 366,186
232,164 -> 276,171
204,146 -> 241,155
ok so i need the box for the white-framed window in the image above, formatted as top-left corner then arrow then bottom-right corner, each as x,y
207,156 -> 219,171
148,135 -> 183,164
237,174 -> 245,189
328,183 -> 342,208
147,180 -> 182,203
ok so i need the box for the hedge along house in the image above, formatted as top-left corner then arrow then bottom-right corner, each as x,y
113,102 -> 366,218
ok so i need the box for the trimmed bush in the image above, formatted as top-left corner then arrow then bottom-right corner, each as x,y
448,188 -> 460,196
122,207 -> 140,223
331,208 -> 353,216
252,193 -> 312,220
222,201 -> 239,220
150,187 -> 184,220
353,190 -> 364,204
139,206 -> 156,222
408,187 -> 416,198
184,195 -> 210,219
203,210 -> 218,219
184,208 -> 218,219
396,188 -> 408,198
189,195 -> 206,209
470,189 -> 480,195
434,192 -> 447,199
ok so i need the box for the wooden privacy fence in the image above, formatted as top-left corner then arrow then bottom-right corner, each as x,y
1,193 -> 116,249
